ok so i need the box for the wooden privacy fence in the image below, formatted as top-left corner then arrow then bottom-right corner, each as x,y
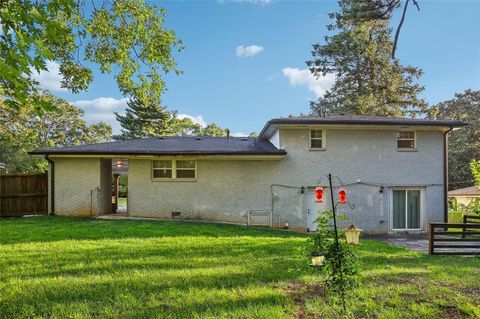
429,222 -> 480,255
0,173 -> 48,217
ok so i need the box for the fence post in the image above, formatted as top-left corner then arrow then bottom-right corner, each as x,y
428,223 -> 434,255
462,215 -> 467,238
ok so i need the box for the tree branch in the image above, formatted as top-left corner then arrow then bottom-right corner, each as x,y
392,0 -> 410,59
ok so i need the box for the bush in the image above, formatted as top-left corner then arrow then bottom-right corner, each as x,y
307,211 -> 359,311
449,199 -> 480,223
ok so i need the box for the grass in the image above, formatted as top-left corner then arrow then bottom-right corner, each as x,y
117,197 -> 127,206
0,217 -> 479,319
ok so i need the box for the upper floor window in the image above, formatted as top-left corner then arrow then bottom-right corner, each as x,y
397,131 -> 415,150
310,129 -> 325,149
152,160 -> 196,180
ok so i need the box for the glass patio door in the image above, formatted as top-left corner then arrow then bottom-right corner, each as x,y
393,190 -> 421,230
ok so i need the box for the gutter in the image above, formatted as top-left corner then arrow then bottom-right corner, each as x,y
45,155 -> 55,215
443,127 -> 453,223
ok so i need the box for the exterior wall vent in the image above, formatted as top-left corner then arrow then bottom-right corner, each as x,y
171,212 -> 182,219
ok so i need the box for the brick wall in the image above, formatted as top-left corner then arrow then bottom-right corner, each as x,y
51,127 -> 445,233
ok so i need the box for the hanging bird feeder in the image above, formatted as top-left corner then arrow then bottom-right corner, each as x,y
345,224 -> 362,245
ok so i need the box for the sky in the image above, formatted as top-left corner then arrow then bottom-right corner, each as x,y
33,0 -> 480,136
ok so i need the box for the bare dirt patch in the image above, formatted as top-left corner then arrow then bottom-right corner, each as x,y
283,281 -> 326,319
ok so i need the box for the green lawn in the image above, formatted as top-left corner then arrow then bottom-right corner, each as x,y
0,217 -> 479,319
118,197 -> 127,206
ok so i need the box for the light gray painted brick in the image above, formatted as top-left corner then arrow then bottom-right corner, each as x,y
51,127 -> 446,234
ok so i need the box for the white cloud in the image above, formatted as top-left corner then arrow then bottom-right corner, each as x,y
30,60 -> 66,92
177,114 -> 207,128
73,97 -> 129,110
282,67 -> 335,98
71,97 -> 128,134
236,45 -> 264,58
231,132 -> 249,137
71,98 -> 242,137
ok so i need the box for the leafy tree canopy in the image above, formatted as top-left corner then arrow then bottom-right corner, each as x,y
430,89 -> 480,189
0,0 -> 182,112
0,93 -> 112,173
471,160 -> 480,188
307,0 -> 427,117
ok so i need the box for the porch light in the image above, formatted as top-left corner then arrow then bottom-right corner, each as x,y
310,252 -> 325,268
345,224 -> 362,245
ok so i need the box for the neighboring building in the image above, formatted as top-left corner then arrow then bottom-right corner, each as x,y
30,115 -> 466,234
448,186 -> 480,208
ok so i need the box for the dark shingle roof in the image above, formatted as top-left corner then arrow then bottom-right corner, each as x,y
259,114 -> 467,138
29,136 -> 286,156
448,186 -> 480,196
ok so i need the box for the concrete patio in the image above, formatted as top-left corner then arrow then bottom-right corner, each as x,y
365,233 -> 430,253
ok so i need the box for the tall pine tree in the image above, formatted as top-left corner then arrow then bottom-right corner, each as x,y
114,99 -> 174,139
307,0 -> 427,117
114,99 -> 229,139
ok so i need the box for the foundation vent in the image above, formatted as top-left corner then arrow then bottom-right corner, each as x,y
171,212 -> 182,219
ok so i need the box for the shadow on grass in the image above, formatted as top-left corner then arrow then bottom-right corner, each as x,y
0,227 -> 306,319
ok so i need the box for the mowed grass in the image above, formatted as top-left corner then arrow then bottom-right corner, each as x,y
0,217 -> 479,319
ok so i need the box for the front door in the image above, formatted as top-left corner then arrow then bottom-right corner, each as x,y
392,189 -> 421,230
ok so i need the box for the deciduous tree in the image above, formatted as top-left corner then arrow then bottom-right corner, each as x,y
0,0 -> 182,112
430,90 -> 480,189
0,94 -> 112,173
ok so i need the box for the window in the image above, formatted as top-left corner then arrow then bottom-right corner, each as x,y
176,160 -> 196,179
152,160 -> 172,178
152,160 -> 196,180
310,130 -> 324,149
397,131 -> 415,149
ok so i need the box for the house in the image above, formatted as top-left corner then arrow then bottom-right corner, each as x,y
448,186 -> 480,208
30,115 -> 466,233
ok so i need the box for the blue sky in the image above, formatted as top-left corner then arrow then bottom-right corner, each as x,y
34,0 -> 480,135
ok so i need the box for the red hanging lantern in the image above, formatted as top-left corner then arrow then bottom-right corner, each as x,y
338,188 -> 347,204
314,187 -> 324,203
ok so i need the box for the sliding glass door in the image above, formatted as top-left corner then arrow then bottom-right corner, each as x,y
393,189 -> 421,230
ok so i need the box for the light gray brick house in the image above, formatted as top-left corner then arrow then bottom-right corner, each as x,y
30,115 -> 466,233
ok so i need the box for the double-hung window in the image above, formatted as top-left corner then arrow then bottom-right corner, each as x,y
152,160 -> 196,180
310,130 -> 325,149
152,160 -> 172,178
397,131 -> 415,150
175,160 -> 196,179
